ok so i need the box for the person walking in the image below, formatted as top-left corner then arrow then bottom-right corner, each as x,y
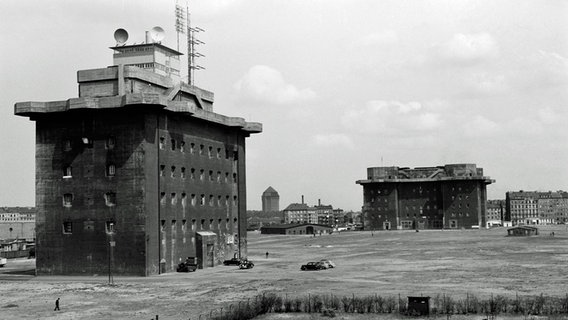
54,298 -> 60,311
265,251 -> 269,259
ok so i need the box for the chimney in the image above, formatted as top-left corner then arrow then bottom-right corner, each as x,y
301,195 -> 304,204
318,199 -> 321,206
145,31 -> 151,44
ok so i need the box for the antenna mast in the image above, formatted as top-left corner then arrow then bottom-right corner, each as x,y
175,1 -> 186,51
186,1 -> 205,85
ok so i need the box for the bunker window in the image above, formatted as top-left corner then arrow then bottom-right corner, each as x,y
62,221 -> 73,234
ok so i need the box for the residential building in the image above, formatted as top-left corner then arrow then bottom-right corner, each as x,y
283,203 -> 317,224
0,207 -> 36,241
356,164 -> 494,230
486,200 -> 504,227
14,36 -> 261,276
506,190 -> 568,225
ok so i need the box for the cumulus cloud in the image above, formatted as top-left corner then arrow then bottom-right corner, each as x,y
437,33 -> 499,65
341,100 -> 443,136
311,134 -> 354,149
460,72 -> 509,97
234,65 -> 316,105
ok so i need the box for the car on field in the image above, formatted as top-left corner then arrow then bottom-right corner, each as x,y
223,257 -> 244,266
0,257 -> 7,267
300,261 -> 326,271
239,260 -> 254,269
319,259 -> 336,268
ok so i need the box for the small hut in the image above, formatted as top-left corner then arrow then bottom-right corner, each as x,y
507,226 -> 538,236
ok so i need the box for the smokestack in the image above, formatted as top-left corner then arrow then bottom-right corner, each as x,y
301,195 -> 304,204
318,199 -> 321,206
145,31 -> 151,44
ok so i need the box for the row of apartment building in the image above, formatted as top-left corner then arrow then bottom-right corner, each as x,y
282,197 -> 349,226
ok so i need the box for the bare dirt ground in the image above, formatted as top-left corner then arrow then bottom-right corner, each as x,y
1,225 -> 567,320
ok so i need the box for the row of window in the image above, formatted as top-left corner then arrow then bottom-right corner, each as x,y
63,137 -> 115,152
63,193 -> 115,207
160,166 -> 237,183
62,220 -> 115,234
63,164 -> 116,178
160,192 -> 238,207
159,137 -> 237,161
63,192 -> 238,208
160,217 -> 238,232
62,217 -> 239,235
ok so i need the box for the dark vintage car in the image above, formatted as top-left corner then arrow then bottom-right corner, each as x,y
223,257 -> 243,266
176,257 -> 198,272
300,261 -> 326,271
239,260 -> 254,269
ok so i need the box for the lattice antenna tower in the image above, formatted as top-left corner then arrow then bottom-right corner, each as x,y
185,1 -> 205,85
175,1 -> 186,51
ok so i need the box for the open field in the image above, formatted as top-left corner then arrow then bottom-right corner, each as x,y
1,225 -> 567,319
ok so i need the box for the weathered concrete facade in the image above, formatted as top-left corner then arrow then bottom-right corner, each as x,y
356,164 -> 493,230
15,60 -> 261,276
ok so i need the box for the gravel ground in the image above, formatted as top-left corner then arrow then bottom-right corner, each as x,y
1,225 -> 566,319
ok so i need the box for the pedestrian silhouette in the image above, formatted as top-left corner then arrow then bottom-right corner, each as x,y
54,298 -> 60,311
265,251 -> 269,259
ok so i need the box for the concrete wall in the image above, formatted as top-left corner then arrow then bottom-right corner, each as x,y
0,222 -> 35,240
35,110 -> 148,275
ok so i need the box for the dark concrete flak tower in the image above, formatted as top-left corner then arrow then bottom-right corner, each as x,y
356,164 -> 493,231
14,41 -> 262,276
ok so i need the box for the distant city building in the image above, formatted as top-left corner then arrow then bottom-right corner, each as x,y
282,197 -> 344,226
0,207 -> 36,241
506,191 -> 568,225
356,164 -> 494,230
315,199 -> 334,225
486,200 -> 504,227
14,38 -> 261,276
283,202 -> 317,224
261,186 -> 280,212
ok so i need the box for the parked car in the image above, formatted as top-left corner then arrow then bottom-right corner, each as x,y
320,259 -> 336,268
300,261 -> 326,271
239,260 -> 254,269
223,257 -> 243,266
0,257 -> 7,267
176,257 -> 198,272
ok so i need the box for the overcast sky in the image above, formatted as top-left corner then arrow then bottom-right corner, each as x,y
1,0 -> 567,211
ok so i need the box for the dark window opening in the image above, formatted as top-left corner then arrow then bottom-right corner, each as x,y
105,192 -> 116,206
106,221 -> 115,234
63,193 -> 73,207
106,137 -> 116,150
62,221 -> 73,234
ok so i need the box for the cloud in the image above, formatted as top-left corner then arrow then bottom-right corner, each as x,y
311,134 -> 354,149
512,50 -> 568,91
463,115 -> 501,138
353,30 -> 398,47
436,33 -> 499,65
341,100 -> 443,136
234,65 -> 316,105
459,72 -> 509,97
